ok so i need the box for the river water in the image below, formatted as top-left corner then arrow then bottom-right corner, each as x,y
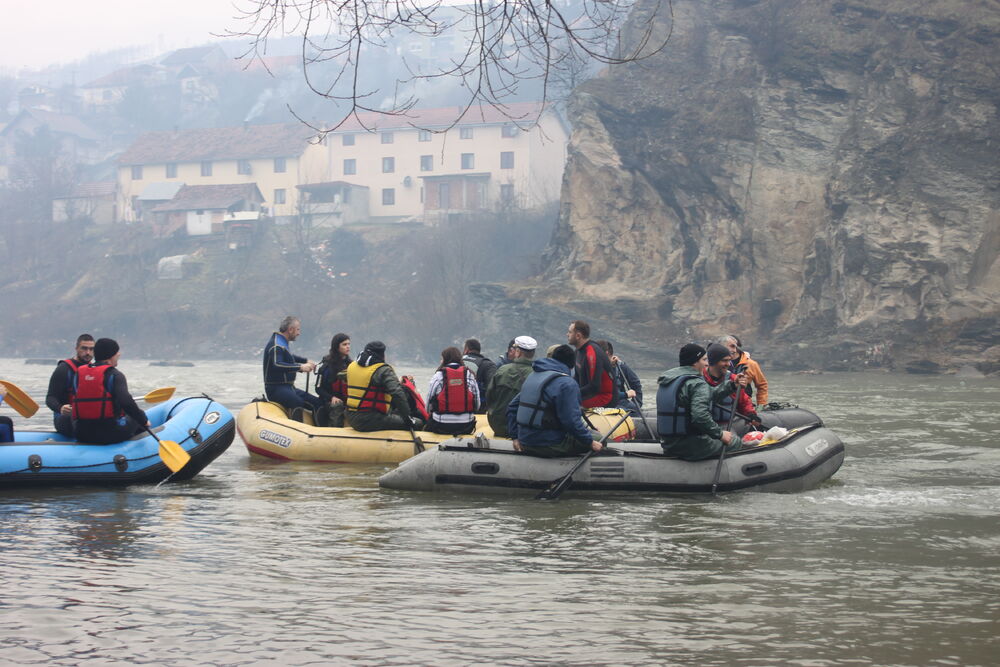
1,358 -> 998,666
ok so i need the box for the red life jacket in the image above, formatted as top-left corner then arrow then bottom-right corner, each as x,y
61,358 -> 84,404
579,343 -> 614,409
435,365 -> 475,415
72,364 -> 120,420
400,375 -> 430,421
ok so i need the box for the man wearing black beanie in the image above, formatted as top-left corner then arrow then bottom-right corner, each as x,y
72,338 -> 150,444
655,342 -> 743,461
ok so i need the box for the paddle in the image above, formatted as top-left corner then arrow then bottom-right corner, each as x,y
0,380 -> 40,418
535,410 -> 632,501
618,368 -> 653,438
711,364 -> 747,496
141,387 -> 176,404
142,423 -> 191,473
408,422 -> 425,453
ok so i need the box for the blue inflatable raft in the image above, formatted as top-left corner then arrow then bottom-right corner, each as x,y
1,396 -> 234,487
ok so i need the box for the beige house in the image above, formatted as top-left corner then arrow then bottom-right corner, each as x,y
52,181 -> 117,225
325,102 -> 569,224
117,123 -> 325,222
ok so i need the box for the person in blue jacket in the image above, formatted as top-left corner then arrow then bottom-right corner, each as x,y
263,316 -> 319,415
505,344 -> 603,458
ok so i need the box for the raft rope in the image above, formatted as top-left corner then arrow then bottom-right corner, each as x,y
1,394 -> 221,476
252,400 -> 440,444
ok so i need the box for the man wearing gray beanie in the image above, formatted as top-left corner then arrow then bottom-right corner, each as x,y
72,338 -> 150,444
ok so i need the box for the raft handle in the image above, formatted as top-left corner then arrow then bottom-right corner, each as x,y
188,428 -> 203,445
471,462 -> 500,475
741,462 -> 767,477
28,454 -> 42,471
114,454 -> 128,472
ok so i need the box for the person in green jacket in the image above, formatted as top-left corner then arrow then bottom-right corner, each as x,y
656,343 -> 747,460
485,336 -> 537,437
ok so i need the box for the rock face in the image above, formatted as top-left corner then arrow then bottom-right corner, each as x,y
505,0 -> 1000,373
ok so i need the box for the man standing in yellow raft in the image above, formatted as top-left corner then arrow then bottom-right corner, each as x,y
344,341 -> 416,432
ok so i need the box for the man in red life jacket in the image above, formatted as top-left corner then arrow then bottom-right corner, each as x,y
566,320 -> 614,409
46,333 -> 95,436
702,343 -> 760,429
72,338 -> 151,444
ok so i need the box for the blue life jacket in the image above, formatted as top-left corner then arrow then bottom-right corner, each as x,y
711,389 -> 735,424
515,370 -> 566,430
656,375 -> 697,437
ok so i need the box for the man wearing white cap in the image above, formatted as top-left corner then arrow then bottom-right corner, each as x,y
485,335 -> 537,437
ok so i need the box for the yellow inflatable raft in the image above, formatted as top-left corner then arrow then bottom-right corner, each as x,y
237,402 -> 635,464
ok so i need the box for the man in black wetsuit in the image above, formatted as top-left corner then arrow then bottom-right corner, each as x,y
46,333 -> 95,436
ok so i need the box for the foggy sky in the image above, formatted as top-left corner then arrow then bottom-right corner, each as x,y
1,0 -> 248,72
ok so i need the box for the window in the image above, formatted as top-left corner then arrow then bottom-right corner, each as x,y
238,159 -> 252,175
342,134 -> 355,146
420,155 -> 433,172
166,163 -> 177,178
131,165 -> 142,180
500,183 -> 514,201
274,157 -> 286,173
500,151 -> 515,169
501,124 -> 518,138
343,159 -> 356,175
418,130 -> 432,142
201,161 -> 213,177
381,132 -> 394,144
382,156 -> 395,173
460,127 -> 473,139
382,188 -> 395,205
461,153 -> 475,170
274,188 -> 286,205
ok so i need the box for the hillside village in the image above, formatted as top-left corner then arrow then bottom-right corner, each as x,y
0,38 -> 570,249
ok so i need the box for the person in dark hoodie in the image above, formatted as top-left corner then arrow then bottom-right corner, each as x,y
656,342 -> 747,461
344,341 -> 415,432
72,338 -> 151,445
505,344 -> 602,458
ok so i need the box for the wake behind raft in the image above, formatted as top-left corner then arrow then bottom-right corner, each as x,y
378,407 -> 844,496
0,396 -> 234,487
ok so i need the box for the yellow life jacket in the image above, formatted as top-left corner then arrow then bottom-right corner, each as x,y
345,361 -> 392,413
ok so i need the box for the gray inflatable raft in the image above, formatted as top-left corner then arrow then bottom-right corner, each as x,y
378,420 -> 844,496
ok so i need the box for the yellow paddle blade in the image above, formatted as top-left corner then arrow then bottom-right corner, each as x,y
0,380 -> 40,418
158,439 -> 191,473
142,387 -> 176,404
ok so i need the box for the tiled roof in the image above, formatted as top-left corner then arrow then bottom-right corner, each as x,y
152,183 -> 263,212
118,123 -> 317,164
138,181 -> 185,201
67,181 -> 117,198
81,64 -> 162,89
0,108 -> 101,142
330,102 -> 548,132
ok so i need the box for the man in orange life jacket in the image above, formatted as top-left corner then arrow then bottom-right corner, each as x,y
45,333 -> 95,436
72,338 -> 151,445
344,341 -> 414,432
566,320 -> 614,408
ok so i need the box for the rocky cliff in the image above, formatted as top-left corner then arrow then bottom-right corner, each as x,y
491,0 -> 1000,373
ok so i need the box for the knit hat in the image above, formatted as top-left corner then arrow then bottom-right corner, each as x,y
358,341 -> 386,367
94,338 -> 120,362
678,343 -> 706,366
706,343 -> 731,366
513,335 -> 537,351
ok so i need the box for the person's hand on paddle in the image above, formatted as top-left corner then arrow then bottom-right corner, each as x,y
591,439 -> 604,452
60,404 -> 72,415
299,361 -> 316,373
512,438 -> 522,452
721,430 -> 735,445
735,371 -> 749,387
330,396 -> 343,405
